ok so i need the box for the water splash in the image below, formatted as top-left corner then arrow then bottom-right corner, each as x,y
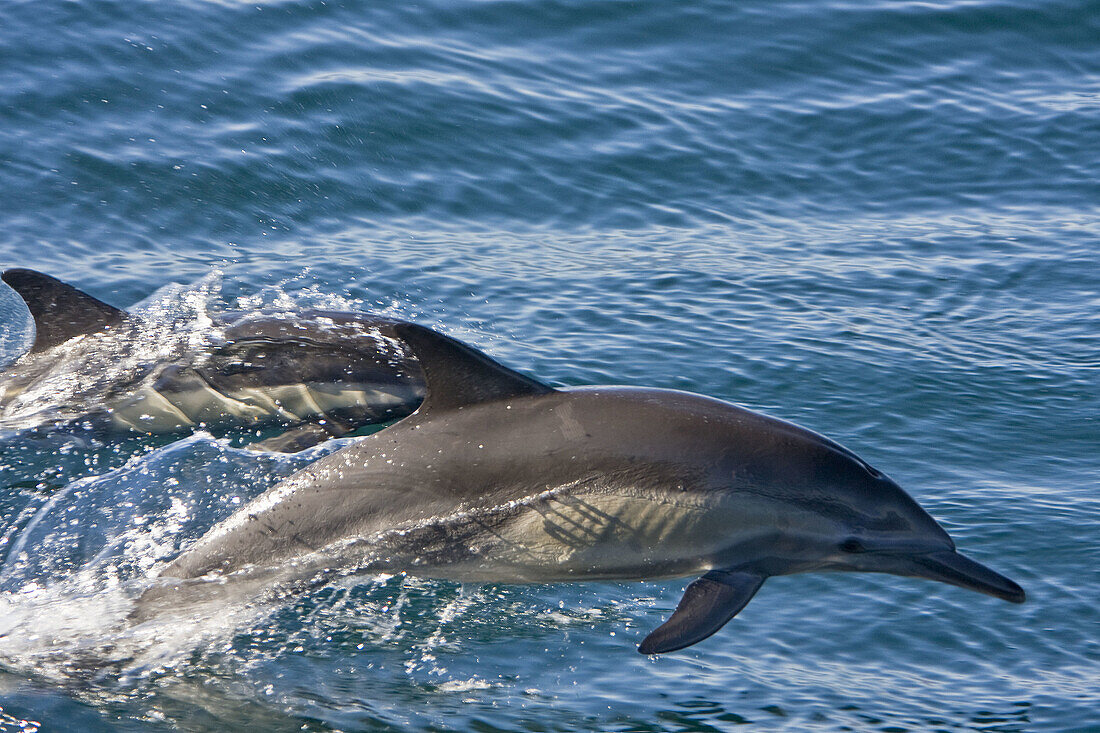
0,431 -> 349,679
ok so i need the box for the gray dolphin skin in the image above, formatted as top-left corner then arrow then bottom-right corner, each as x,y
0,269 -> 424,449
149,323 -> 1025,654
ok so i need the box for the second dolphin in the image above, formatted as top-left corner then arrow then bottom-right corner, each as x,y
0,269 -> 425,450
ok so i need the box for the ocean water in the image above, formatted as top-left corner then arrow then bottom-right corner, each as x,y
1,0 -> 1098,729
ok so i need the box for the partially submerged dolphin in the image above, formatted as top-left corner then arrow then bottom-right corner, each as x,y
148,324 -> 1025,653
0,269 -> 424,450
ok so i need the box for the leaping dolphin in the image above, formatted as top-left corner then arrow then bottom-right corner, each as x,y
0,269 -> 424,450
146,324 -> 1025,653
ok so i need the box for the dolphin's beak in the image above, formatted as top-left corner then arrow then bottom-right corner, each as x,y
908,550 -> 1026,603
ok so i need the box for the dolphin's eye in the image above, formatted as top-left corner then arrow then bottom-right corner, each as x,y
839,537 -> 865,553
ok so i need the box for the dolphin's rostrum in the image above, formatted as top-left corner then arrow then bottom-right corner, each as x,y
150,324 -> 1025,654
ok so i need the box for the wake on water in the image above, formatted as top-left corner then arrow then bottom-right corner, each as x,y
0,433 -> 327,678
0,277 -> 438,684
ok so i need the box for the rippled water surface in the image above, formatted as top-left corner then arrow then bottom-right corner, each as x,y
1,0 -> 1098,730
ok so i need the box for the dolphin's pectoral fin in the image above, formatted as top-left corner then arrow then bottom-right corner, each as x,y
638,570 -> 766,655
1,268 -> 128,353
391,323 -> 554,413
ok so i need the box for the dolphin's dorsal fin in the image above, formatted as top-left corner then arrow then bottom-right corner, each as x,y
1,268 -> 128,353
638,570 -> 766,654
392,323 -> 554,412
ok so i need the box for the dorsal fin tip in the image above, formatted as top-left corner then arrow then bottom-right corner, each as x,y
2,268 -> 128,353
392,323 -> 554,413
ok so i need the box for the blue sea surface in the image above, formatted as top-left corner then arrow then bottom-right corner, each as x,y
1,0 -> 1098,730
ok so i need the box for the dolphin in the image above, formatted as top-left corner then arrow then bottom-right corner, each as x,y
0,269 -> 424,450
145,324 -> 1025,653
